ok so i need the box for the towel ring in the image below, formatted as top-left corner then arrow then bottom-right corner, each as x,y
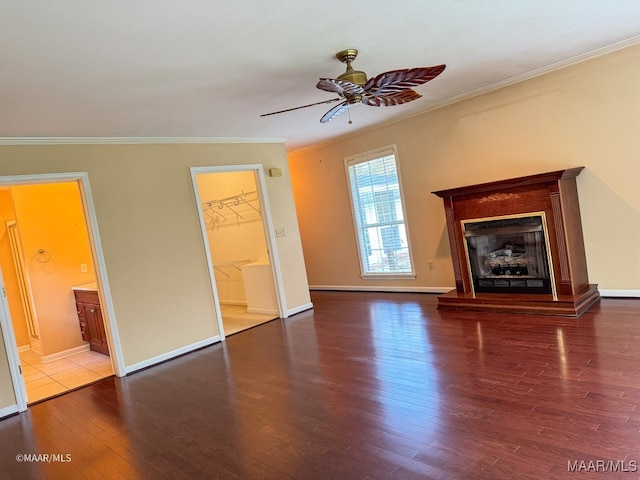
36,249 -> 51,264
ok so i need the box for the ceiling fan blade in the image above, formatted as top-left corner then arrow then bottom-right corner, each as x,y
260,98 -> 342,117
320,100 -> 349,123
362,89 -> 422,107
317,78 -> 364,96
364,65 -> 446,95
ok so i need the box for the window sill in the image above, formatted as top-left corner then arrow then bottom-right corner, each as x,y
360,273 -> 417,280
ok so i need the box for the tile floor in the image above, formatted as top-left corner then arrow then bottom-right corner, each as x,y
19,349 -> 114,404
220,304 -> 279,336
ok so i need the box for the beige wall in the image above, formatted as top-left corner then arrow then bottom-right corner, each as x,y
0,326 -> 16,409
288,44 -> 640,293
0,142 -> 310,412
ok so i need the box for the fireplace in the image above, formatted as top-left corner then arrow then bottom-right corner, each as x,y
432,168 -> 599,316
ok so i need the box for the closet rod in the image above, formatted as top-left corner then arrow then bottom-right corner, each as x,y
202,190 -> 259,210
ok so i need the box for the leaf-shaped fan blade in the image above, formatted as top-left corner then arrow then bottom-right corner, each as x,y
260,98 -> 342,117
364,65 -> 446,96
320,100 -> 349,123
362,89 -> 422,107
317,78 -> 365,97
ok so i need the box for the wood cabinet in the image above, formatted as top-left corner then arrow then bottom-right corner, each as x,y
74,289 -> 109,355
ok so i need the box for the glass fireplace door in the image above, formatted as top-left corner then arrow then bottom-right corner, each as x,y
462,213 -> 555,295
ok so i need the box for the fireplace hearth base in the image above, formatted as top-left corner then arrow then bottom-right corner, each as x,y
436,284 -> 600,317
433,168 -> 600,317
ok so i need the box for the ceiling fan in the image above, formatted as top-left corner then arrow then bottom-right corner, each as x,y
260,49 -> 446,123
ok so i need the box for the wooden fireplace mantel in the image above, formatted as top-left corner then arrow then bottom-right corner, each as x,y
432,167 -> 600,316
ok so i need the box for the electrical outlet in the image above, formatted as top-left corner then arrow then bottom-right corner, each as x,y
275,227 -> 286,238
428,261 -> 435,270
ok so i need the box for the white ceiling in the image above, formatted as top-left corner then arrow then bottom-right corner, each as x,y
3,1 -> 640,152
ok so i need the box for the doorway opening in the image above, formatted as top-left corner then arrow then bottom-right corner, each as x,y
192,165 -> 285,338
0,173 -> 123,411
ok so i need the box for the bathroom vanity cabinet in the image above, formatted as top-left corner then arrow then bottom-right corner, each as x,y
73,286 -> 109,356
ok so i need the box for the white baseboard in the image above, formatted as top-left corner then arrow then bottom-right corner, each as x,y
219,300 -> 247,306
310,286 -> 640,297
246,307 -> 279,315
599,289 -> 640,298
0,404 -> 19,419
41,344 -> 90,364
29,337 -> 42,355
17,345 -> 31,353
309,285 -> 454,294
311,286 -> 640,297
286,302 -> 314,317
124,335 -> 221,375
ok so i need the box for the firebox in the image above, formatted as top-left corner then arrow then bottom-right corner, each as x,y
462,213 -> 555,295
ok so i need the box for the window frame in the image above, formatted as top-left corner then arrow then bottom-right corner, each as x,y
344,144 -> 416,279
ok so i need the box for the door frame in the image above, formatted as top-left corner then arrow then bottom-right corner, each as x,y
0,265 -> 28,412
0,172 -> 125,412
190,164 -> 287,340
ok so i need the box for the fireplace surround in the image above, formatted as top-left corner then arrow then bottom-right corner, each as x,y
432,167 -> 599,316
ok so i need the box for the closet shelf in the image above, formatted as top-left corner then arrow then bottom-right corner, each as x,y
212,259 -> 253,278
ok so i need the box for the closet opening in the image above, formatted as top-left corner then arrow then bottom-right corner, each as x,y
191,165 -> 285,338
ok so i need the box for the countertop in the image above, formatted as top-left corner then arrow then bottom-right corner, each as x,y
71,282 -> 98,291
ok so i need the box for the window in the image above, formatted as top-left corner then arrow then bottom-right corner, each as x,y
345,145 -> 415,277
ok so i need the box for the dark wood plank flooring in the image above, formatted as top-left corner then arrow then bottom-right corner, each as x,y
1,292 -> 640,479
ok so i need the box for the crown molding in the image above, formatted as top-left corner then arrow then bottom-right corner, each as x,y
288,35 -> 640,156
0,136 -> 286,146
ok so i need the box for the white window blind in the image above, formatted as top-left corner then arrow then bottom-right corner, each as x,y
345,146 -> 414,277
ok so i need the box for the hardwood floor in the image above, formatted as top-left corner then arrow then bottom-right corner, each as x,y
1,291 -> 639,479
